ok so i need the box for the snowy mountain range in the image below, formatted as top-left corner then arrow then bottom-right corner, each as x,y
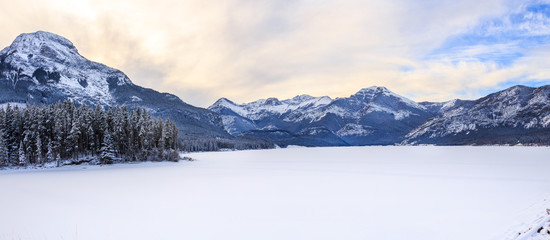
0,31 -> 229,139
210,85 -> 550,146
2,31 -> 548,147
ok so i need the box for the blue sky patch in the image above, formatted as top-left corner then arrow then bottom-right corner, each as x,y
427,1 -> 550,66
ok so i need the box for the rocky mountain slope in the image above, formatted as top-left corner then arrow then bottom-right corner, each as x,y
404,85 -> 550,145
211,85 -> 550,146
0,31 -> 230,139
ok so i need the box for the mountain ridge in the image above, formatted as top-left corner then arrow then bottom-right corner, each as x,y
404,85 -> 550,145
210,84 -> 550,146
210,86 -> 435,146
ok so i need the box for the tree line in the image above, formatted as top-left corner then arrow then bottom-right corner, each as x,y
0,100 -> 179,167
179,136 -> 275,152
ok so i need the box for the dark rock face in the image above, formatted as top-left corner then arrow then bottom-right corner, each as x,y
0,31 -> 229,139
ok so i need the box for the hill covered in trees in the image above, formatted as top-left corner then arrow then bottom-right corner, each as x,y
0,100 -> 181,167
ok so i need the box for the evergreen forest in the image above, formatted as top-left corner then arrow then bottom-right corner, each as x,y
0,100 -> 180,167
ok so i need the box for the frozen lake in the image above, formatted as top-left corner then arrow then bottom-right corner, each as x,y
1,146 -> 549,240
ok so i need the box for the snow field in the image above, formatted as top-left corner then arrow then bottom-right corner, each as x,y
0,146 -> 549,240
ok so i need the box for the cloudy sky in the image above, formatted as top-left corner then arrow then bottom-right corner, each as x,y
1,0 -> 550,107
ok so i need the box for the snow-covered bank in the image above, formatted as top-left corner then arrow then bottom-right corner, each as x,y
0,146 -> 549,240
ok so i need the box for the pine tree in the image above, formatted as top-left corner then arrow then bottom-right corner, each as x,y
35,134 -> 42,165
5,105 -> 19,164
92,104 -> 105,154
0,130 -> 7,165
166,119 -> 178,149
106,108 -> 115,133
67,118 -> 81,158
46,141 -> 54,163
138,113 -> 148,149
100,130 -> 116,164
52,106 -> 65,159
18,141 -> 26,166
158,121 -> 166,150
113,106 -> 129,157
131,108 -> 142,151
23,131 -> 34,163
87,125 -> 95,154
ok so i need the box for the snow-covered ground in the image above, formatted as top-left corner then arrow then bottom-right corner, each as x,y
0,146 -> 549,240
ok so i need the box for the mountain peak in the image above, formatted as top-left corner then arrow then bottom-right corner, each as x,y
353,86 -> 403,99
480,85 -> 535,103
291,94 -> 314,101
357,86 -> 389,94
212,97 -> 236,106
2,31 -> 78,56
0,31 -> 84,68
353,86 -> 393,99
18,31 -> 75,48
503,85 -> 533,93
0,31 -> 134,106
258,97 -> 281,105
350,86 -> 426,111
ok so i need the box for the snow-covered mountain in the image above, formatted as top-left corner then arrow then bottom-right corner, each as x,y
208,95 -> 345,147
209,95 -> 332,134
211,85 -> 550,146
209,86 -> 435,146
404,85 -> 550,145
0,31 -> 229,138
316,86 -> 434,145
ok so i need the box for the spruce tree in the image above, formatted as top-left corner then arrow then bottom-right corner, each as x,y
56,153 -> 61,167
46,141 -> 54,163
67,119 -> 81,158
100,130 -> 116,164
18,141 -> 26,166
87,125 -> 95,155
35,134 -> 42,165
5,105 -> 18,164
0,130 -> 7,165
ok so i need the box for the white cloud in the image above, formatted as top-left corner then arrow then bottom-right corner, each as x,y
0,0 -> 548,106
